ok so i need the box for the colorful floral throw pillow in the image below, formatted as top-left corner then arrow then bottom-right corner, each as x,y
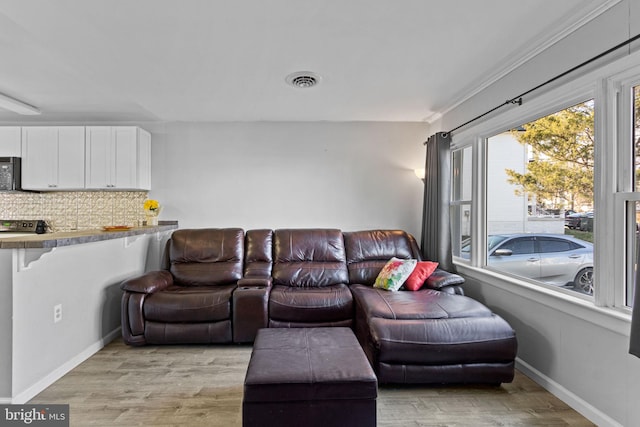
373,257 -> 418,291
404,261 -> 439,291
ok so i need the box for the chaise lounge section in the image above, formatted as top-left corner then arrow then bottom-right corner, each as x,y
344,229 -> 517,384
120,227 -> 517,384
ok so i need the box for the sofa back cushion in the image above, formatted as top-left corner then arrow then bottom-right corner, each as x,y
244,229 -> 273,277
344,230 -> 421,285
169,228 -> 244,286
272,229 -> 349,287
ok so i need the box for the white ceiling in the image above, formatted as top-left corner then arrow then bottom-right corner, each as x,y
0,0 -> 612,123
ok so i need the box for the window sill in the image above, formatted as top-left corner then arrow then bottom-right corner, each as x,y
454,262 -> 632,337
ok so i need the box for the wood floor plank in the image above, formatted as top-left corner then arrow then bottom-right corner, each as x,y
30,339 -> 594,426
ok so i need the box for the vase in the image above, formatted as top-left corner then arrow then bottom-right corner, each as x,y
145,211 -> 159,226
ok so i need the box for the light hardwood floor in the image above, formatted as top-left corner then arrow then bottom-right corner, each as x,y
30,339 -> 595,426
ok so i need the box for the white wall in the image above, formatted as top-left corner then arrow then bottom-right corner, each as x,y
459,270 -> 640,427
148,121 -> 428,239
0,250 -> 12,397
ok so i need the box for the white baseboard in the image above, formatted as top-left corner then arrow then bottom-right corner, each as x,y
516,358 -> 623,427
11,328 -> 121,404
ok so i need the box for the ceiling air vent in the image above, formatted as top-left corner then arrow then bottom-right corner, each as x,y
285,71 -> 321,88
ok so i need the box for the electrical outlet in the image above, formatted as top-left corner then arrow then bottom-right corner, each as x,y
53,304 -> 62,323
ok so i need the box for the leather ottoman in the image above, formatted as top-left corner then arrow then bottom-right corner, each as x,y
242,327 -> 378,427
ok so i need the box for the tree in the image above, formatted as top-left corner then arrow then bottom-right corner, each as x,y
505,101 -> 594,211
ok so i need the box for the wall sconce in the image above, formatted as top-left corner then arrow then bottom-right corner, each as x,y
414,168 -> 425,182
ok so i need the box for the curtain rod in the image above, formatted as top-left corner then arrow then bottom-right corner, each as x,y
443,32 -> 640,136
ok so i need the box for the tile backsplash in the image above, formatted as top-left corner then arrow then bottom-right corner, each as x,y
0,191 -> 150,232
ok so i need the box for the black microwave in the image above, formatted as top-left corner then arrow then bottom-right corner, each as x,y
0,157 -> 21,191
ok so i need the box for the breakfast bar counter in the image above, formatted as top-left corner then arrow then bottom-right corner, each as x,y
0,220 -> 178,404
0,221 -> 178,249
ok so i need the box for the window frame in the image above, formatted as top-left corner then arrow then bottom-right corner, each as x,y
452,52 -> 640,334
452,84 -> 597,293
452,52 -> 640,332
451,146 -> 473,260
448,49 -> 640,324
610,70 -> 640,309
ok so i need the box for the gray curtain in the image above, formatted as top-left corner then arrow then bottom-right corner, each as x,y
630,247 -> 640,357
420,132 -> 455,272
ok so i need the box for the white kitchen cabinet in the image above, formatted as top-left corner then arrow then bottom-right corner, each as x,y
0,127 -> 21,157
137,129 -> 151,190
21,127 -> 85,190
85,126 -> 151,190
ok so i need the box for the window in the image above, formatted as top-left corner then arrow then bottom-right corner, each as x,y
485,101 -> 595,295
538,237 -> 582,253
448,51 -> 640,313
634,85 -> 640,192
627,85 -> 640,307
451,146 -> 472,259
497,237 -> 535,255
625,199 -> 638,308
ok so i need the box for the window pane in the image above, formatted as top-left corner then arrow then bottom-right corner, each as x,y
634,85 -> 640,191
538,238 -> 576,253
452,146 -> 472,201
452,146 -> 472,259
626,200 -> 638,308
629,83 -> 640,307
452,203 -> 471,259
486,101 -> 594,295
500,237 -> 535,254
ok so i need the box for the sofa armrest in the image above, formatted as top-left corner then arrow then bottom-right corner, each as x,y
424,269 -> 465,290
120,270 -> 174,294
436,284 -> 465,296
238,276 -> 272,288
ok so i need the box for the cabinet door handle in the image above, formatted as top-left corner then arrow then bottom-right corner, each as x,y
48,184 -> 58,188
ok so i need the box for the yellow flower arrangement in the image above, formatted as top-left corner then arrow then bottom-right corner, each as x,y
144,199 -> 160,213
143,199 -> 161,226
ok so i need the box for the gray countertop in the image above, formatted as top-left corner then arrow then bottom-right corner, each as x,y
0,221 -> 179,249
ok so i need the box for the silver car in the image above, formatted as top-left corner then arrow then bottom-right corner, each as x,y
463,234 -> 594,294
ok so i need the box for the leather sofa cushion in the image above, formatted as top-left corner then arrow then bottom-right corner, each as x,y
144,284 -> 236,322
369,315 -> 518,365
344,230 -> 420,285
145,320 -> 232,344
244,229 -> 273,277
169,228 -> 244,286
350,284 -> 490,320
269,284 -> 353,323
272,229 -> 349,287
244,327 -> 377,402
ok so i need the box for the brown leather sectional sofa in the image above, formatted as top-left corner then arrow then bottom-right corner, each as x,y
121,228 -> 517,384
